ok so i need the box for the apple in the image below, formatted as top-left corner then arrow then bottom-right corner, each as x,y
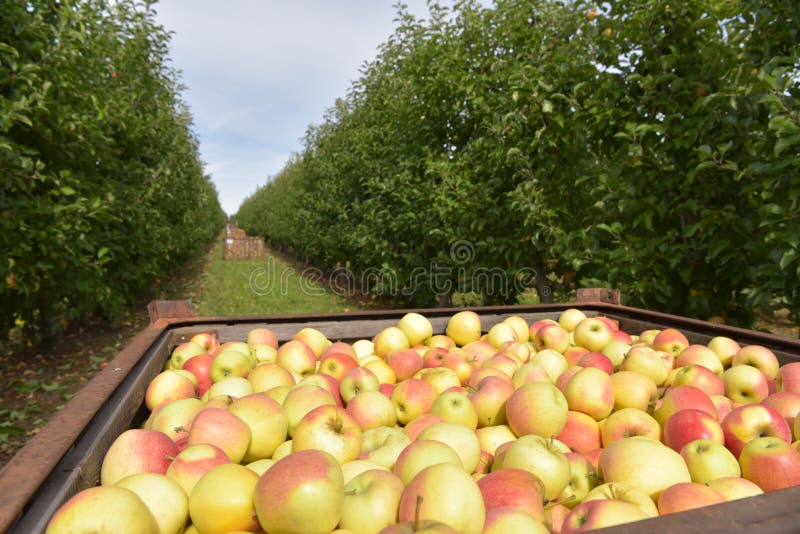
482,507 -> 548,534
148,397 -> 204,443
188,463 -> 259,534
500,434 -> 571,501
359,426 -> 411,469
419,366 -> 463,394
394,312 -> 433,347
352,339 -> 375,359
229,392 -> 288,462
250,343 -> 278,364
145,370 -> 196,411
651,328 -> 690,356
533,323 -> 569,353
165,443 -> 231,496
206,375 -> 254,399
116,473 -> 188,534
45,486 -> 159,534
512,361 -> 552,388
293,326 -> 331,357
429,390 -> 478,430
529,319 -> 557,340
365,358 -> 398,385
474,424 -> 516,457
558,452 -> 600,508
706,336 -> 741,368
558,308 -> 587,332
598,436 -> 692,503
601,341 -> 632,371
319,352 -> 359,381
402,414 -> 444,442
638,329 -> 660,345
653,385 -> 717,426
612,329 -> 633,344
563,366 -> 615,421
722,364 -> 770,404
738,436 -> 800,492
610,371 -> 658,413
530,349 -> 569,382
670,363 -> 725,397
503,315 -> 531,343
417,421 -> 482,474
556,410 -> 601,453
486,321 -> 518,349
248,362 -> 296,393
563,345 -> 590,366
422,346 -> 448,368
675,344 -> 724,375
264,384 -> 291,405
600,408 -> 661,447
397,462 -> 485,534
210,348 -> 254,382
582,482 -> 658,518
380,520 -> 458,533
391,378 -> 437,425
777,362 -> 800,393
733,345 -> 780,379
705,476 -> 764,500
272,439 -> 293,461
300,371 -> 344,406
292,404 -> 362,464
620,346 -> 668,386
481,353 -> 519,378
425,334 -> 456,350
374,326 -> 411,358
283,384 -> 337,436
323,340 -> 358,360
576,351 -> 614,375
170,341 -> 206,370
247,327 -> 278,349
506,381 -> 569,438
440,348 -> 475,384
387,349 -> 425,381
445,311 -> 482,347
476,467 -> 546,522
680,438 -> 741,483
255,450 -> 344,533
100,429 -> 179,486
762,391 -> 800,438
393,438 -> 463,485
339,366 -> 381,404
657,481 -> 726,515
346,389 -> 397,430
663,408 -> 724,452
573,318 -> 614,352
339,469 -> 405,534
276,339 -> 317,377
187,407 -> 251,464
711,393 -> 735,421
182,353 -> 214,396
469,375 -> 514,428
342,459 -> 389,484
561,499 -> 649,533
721,403 -> 793,458
499,340 -> 531,364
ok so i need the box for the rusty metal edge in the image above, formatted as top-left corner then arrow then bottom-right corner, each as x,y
0,319 -> 171,533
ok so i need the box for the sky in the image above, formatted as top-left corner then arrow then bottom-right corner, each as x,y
153,1 -> 443,215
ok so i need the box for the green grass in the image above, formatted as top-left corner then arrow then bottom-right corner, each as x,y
195,239 -> 357,317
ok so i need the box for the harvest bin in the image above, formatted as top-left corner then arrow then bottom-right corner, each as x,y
2,301 -> 800,533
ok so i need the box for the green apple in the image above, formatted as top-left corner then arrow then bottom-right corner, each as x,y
397,462 -> 485,534
680,438 -> 741,484
429,390 -> 478,429
598,436 -> 691,503
45,486 -> 159,534
398,312 -> 434,346
229,392 -> 288,462
210,349 -> 253,382
500,435 -> 571,501
445,311 -> 482,347
417,422 -> 481,474
188,463 -> 259,534
340,469 -> 405,534
116,473 -> 188,534
393,439 -> 463,485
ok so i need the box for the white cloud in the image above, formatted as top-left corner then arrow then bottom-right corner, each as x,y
154,0 -> 439,214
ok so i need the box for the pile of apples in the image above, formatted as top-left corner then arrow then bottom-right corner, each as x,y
45,309 -> 800,534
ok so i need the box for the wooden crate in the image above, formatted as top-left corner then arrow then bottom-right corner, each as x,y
2,301 -> 800,533
223,235 -> 265,260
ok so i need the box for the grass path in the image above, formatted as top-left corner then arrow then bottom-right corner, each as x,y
194,237 -> 357,317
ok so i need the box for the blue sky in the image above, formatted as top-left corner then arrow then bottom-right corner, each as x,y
153,1 -> 442,215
